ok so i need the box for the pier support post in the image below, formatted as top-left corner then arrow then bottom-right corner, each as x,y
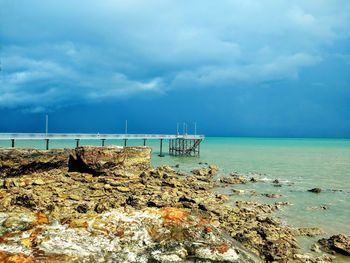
101,139 -> 105,146
45,139 -> 50,150
159,139 -> 164,157
11,139 -> 15,148
143,139 -> 147,146
124,139 -> 127,147
76,139 -> 80,148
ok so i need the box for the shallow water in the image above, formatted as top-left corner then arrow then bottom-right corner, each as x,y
154,137 -> 350,235
1,137 -> 350,260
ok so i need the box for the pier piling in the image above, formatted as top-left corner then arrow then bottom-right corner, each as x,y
169,138 -> 202,157
159,139 -> 164,157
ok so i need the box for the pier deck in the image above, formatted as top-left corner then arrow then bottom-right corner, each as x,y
0,133 -> 204,157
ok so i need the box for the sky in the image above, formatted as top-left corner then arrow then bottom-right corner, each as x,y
1,0 -> 350,137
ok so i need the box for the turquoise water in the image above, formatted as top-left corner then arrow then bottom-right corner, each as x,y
1,137 -> 350,257
154,138 -> 350,233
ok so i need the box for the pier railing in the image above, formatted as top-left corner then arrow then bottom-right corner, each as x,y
0,133 -> 204,140
0,133 -> 205,157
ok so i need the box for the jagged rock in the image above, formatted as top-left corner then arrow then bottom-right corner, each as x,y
125,196 -> 140,208
94,199 -> 112,213
192,164 -> 219,177
318,234 -> 350,256
68,146 -> 151,176
308,188 -> 322,193
0,147 -> 317,262
293,253 -> 334,262
220,175 -> 247,184
0,208 -> 260,262
0,148 -> 71,178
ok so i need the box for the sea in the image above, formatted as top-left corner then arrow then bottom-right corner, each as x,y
1,137 -> 349,261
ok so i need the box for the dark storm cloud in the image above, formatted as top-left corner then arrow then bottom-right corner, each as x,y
1,0 -> 350,111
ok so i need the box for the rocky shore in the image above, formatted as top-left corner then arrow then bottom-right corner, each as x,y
0,146 -> 348,262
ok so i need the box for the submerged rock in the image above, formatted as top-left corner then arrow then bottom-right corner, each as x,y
261,193 -> 282,198
292,227 -> 325,237
308,188 -> 322,193
318,234 -> 350,256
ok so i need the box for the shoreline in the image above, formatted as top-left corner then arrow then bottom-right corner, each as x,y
0,146 -> 348,262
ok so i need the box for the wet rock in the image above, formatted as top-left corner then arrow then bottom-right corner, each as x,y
273,184 -> 282,187
318,234 -> 350,256
231,189 -> 258,196
192,164 -> 219,177
261,193 -> 282,198
275,201 -> 290,207
293,253 -> 334,263
311,243 -> 321,253
250,177 -> 257,183
220,175 -> 247,184
293,227 -> 325,237
308,188 -> 322,193
256,216 -> 280,225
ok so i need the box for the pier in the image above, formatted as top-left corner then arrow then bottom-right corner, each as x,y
0,133 -> 204,157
